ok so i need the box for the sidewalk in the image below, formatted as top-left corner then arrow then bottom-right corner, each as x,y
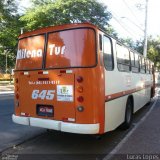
105,90 -> 160,160
0,83 -> 14,94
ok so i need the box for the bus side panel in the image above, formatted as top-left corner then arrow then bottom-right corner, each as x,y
104,69 -> 128,132
104,72 -> 153,132
103,70 -> 152,133
133,73 -> 152,113
105,97 -> 126,132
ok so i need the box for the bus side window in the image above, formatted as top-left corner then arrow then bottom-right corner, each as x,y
130,51 -> 135,67
143,58 -> 146,73
134,53 -> 139,72
116,44 -> 130,72
103,36 -> 114,70
139,56 -> 145,73
130,51 -> 138,73
146,59 -> 150,74
139,56 -> 142,73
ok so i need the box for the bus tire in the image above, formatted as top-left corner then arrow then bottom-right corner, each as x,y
121,98 -> 133,130
151,88 -> 154,99
47,129 -> 54,133
147,88 -> 154,105
92,134 -> 102,140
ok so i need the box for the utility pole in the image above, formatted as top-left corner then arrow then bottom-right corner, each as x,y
143,0 -> 149,57
21,28 -> 24,34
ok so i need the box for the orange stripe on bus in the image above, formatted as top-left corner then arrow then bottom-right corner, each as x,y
105,84 -> 151,102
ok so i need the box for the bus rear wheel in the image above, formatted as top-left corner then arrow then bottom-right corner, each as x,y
121,98 -> 133,130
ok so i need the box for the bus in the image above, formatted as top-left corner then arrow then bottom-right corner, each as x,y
155,68 -> 160,87
12,23 -> 155,135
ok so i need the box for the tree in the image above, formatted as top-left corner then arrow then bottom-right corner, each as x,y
119,38 -> 137,49
105,25 -> 118,39
0,0 -> 22,72
147,36 -> 160,68
0,0 -> 113,71
20,0 -> 112,31
134,36 -> 160,68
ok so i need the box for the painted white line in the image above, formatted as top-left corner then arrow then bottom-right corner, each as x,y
103,95 -> 158,160
0,91 -> 14,95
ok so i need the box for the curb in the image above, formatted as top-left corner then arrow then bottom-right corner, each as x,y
104,94 -> 158,160
0,91 -> 14,95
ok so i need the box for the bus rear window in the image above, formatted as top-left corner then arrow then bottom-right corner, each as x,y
16,35 -> 45,70
45,28 -> 96,68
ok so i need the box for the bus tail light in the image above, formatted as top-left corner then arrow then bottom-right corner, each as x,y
60,70 -> 72,74
77,106 -> 84,112
77,86 -> 83,93
62,117 -> 68,122
62,117 -> 75,122
21,112 -> 30,117
76,76 -> 83,83
38,71 -> 49,75
77,96 -> 84,103
20,72 -> 29,75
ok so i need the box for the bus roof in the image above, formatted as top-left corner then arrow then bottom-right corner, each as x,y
18,23 -> 153,63
19,23 -> 98,39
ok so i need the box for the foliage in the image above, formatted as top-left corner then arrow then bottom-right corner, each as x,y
0,0 -> 113,72
105,25 -> 118,39
1,0 -> 160,72
134,36 -> 160,68
114,36 -> 160,68
20,0 -> 112,31
119,38 -> 137,49
0,0 -> 22,72
147,36 -> 160,68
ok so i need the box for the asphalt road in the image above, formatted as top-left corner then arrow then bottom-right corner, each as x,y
0,94 -> 45,152
0,93 -> 154,160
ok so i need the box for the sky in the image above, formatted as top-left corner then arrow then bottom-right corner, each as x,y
19,0 -> 160,41
100,0 -> 160,41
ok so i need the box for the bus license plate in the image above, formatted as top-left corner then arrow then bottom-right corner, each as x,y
36,105 -> 54,117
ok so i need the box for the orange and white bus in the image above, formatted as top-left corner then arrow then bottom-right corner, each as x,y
155,68 -> 160,87
12,23 -> 155,134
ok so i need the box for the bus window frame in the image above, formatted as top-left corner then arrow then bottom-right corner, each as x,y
146,59 -> 150,74
116,43 -> 131,72
99,34 -> 102,51
103,35 -> 114,71
130,51 -> 139,73
130,51 -> 135,67
139,56 -> 146,74
134,53 -> 140,67
15,27 -> 98,72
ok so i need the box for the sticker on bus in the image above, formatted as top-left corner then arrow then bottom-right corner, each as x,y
57,85 -> 73,102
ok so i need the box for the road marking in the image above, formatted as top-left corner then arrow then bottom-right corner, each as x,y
0,91 -> 14,95
104,94 -> 159,160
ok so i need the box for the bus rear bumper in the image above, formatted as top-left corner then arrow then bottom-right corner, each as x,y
12,114 -> 100,134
